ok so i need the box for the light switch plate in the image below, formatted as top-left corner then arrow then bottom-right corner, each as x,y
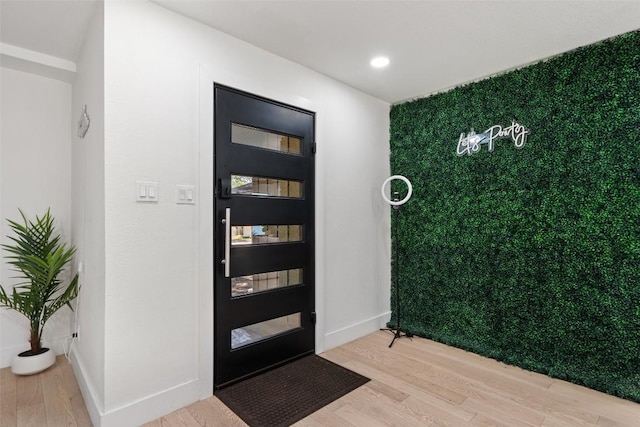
176,185 -> 196,204
136,181 -> 159,202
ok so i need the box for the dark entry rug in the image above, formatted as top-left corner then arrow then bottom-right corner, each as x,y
215,355 -> 370,427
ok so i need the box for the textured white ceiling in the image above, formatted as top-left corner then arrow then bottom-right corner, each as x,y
152,0 -> 640,103
1,1 -> 639,103
0,0 -> 98,62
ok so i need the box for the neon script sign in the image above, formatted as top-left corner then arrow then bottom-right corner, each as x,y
457,121 -> 529,156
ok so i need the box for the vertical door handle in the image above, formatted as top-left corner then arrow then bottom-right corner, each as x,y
222,207 -> 231,277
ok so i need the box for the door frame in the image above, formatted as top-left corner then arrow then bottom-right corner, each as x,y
213,84 -> 316,388
196,70 -> 326,397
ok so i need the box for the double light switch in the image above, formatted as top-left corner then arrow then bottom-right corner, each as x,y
176,185 -> 195,204
136,181 -> 158,202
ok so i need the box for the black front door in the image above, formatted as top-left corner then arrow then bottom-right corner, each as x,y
214,85 -> 316,388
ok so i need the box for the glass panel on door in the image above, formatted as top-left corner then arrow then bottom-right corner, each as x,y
231,225 -> 303,245
231,313 -> 302,350
231,175 -> 303,198
231,268 -> 303,297
232,123 -> 302,155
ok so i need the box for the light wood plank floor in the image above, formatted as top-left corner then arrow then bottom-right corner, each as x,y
3,331 -> 639,426
0,355 -> 91,427
145,331 -> 640,427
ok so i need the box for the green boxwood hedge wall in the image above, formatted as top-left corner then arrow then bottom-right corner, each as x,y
389,30 -> 640,401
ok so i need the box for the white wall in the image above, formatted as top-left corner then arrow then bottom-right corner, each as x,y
70,2 -> 106,423
69,1 -> 392,425
0,67 -> 73,367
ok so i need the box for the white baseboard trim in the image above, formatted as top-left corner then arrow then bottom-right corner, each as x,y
100,379 -> 200,427
70,349 -> 103,426
71,350 -> 200,427
323,311 -> 391,351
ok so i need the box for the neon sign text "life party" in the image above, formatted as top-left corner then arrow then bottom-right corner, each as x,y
457,121 -> 529,156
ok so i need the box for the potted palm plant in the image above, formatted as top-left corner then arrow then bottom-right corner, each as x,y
0,209 -> 79,375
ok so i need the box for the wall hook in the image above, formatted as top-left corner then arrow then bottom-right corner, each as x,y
77,105 -> 90,138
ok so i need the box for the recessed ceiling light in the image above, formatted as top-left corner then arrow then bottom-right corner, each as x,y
370,56 -> 390,68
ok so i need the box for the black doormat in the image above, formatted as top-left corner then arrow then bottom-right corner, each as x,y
215,355 -> 369,427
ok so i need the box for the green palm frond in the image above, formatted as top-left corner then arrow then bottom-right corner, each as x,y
0,209 -> 78,352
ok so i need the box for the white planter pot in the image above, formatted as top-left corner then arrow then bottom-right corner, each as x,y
11,347 -> 56,375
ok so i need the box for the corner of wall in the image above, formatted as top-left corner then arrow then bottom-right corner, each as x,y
323,312 -> 391,351
70,1 -> 106,424
70,348 -> 103,425
96,379 -> 201,427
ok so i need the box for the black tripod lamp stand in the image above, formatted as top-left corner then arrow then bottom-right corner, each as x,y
380,175 -> 413,348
